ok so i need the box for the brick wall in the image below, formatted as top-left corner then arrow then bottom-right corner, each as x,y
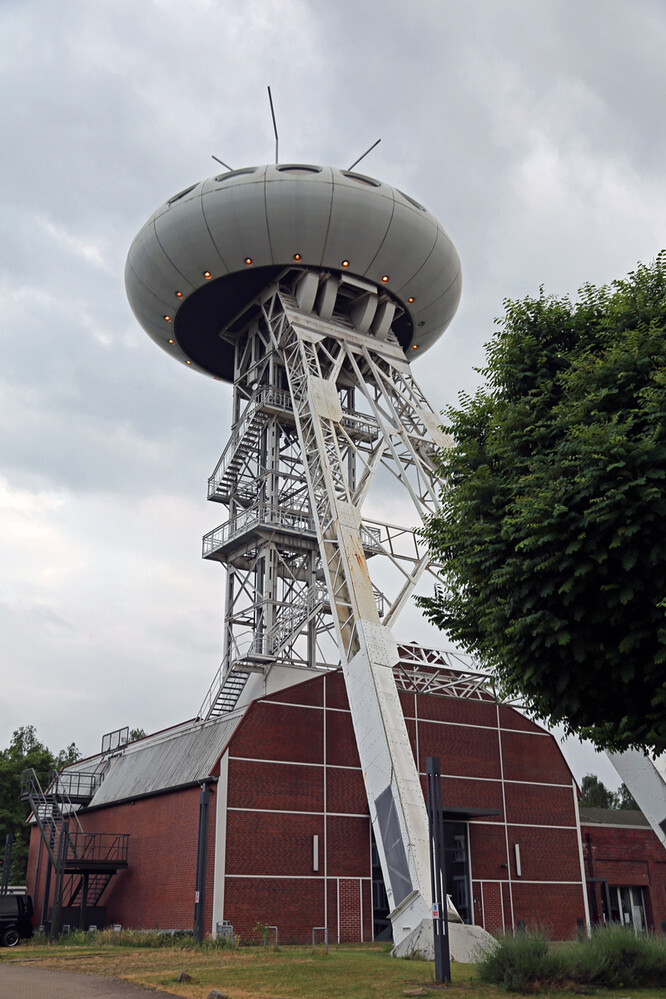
25,670 -> 608,943
223,674 -> 372,944
27,785 -> 215,932
224,877 -> 325,944
220,672 -> 588,942
582,822 -> 666,931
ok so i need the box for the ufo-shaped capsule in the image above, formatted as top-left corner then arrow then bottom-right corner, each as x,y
125,164 -> 461,380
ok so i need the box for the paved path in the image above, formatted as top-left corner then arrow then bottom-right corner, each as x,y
0,963 -> 186,998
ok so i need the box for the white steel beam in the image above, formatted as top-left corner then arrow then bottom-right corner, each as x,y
260,288 -> 456,941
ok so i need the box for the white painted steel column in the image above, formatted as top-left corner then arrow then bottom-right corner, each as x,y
270,297 -> 458,942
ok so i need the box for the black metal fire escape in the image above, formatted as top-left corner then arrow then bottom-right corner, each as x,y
20,769 -> 129,936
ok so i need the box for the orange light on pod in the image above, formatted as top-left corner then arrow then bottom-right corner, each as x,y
244,257 -> 253,265
175,291 -> 183,298
168,339 -> 174,344
381,275 -> 389,283
293,253 -> 301,261
203,271 -> 212,279
411,344 -> 418,350
341,260 -> 349,268
407,297 -> 415,303
163,315 -> 171,322
186,360 -> 192,365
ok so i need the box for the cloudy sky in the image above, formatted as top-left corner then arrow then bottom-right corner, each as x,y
1,0 -> 664,787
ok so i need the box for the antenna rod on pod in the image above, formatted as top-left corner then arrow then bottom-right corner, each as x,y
268,86 -> 279,165
212,155 -> 233,171
348,138 -> 381,171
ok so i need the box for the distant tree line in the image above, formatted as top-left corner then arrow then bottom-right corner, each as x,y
0,726 -> 81,884
0,725 -> 149,885
579,773 -> 638,810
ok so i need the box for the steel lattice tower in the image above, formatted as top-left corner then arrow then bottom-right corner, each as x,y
126,163 -> 493,952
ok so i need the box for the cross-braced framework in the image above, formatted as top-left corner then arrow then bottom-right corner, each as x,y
199,266 -> 461,937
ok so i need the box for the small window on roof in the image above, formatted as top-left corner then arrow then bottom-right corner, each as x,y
214,168 -> 257,182
398,190 -> 426,211
276,164 -> 322,175
342,171 -> 381,187
167,184 -> 198,205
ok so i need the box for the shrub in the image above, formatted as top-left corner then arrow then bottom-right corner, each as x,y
478,925 -> 666,991
573,924 -> 666,988
477,929 -> 567,991
34,927 -> 235,951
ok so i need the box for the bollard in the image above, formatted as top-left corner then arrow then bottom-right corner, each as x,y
312,926 -> 328,955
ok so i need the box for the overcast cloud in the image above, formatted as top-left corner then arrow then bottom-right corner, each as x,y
1,0 -> 664,789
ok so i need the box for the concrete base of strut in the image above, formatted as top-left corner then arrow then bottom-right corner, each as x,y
391,917 -> 495,964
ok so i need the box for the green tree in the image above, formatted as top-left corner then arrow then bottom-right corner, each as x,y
419,254 -> 666,753
579,775 -> 640,810
128,728 -> 147,742
616,781 -> 639,810
0,726 -> 81,884
580,774 -> 617,809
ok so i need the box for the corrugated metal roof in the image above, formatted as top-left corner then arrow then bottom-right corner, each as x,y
85,714 -> 243,806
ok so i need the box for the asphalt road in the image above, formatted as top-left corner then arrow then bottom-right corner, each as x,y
0,963 -> 186,998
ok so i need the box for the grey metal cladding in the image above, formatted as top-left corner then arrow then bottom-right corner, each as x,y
90,717 -> 242,806
398,230 -> 458,312
154,194 -> 230,286
128,224 -> 193,303
322,176 -> 394,274
201,174 -> 272,269
265,169 -> 334,266
377,201 -> 442,297
126,163 -> 463,379
408,262 -> 463,340
124,260 -> 176,324
375,785 -> 413,906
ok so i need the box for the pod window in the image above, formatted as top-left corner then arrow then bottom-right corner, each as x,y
342,171 -> 381,187
398,190 -> 426,211
214,168 -> 257,182
276,164 -> 322,175
167,184 -> 198,205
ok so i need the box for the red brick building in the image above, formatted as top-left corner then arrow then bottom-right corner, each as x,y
581,807 -> 666,933
25,666 -> 665,942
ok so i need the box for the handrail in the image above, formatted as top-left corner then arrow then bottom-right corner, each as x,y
207,385 -> 379,497
207,387 -> 293,496
66,831 -> 129,865
197,662 -> 223,720
203,505 -> 381,558
202,504 -> 316,556
52,770 -> 103,800
48,772 -> 85,836
262,583 -> 328,654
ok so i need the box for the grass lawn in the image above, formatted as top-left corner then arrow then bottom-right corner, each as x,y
3,938 -> 666,999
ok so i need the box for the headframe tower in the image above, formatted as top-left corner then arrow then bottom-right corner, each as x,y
126,162 -> 487,952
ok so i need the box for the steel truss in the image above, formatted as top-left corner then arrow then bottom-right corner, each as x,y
200,267 -> 458,939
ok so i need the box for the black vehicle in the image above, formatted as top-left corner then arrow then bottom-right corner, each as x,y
0,893 -> 34,947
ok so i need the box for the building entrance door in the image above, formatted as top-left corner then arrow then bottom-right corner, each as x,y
371,821 -> 473,937
444,821 -> 472,925
608,885 -> 647,931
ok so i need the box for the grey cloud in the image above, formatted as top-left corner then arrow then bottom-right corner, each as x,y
0,0 -> 663,783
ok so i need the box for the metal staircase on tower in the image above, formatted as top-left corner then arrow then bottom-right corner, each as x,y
192,264 -> 459,944
198,269 -> 447,734
20,768 -> 129,936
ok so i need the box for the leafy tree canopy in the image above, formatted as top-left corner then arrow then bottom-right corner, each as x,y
616,781 -> 639,810
419,254 -> 666,753
0,726 -> 81,884
580,774 -> 638,810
